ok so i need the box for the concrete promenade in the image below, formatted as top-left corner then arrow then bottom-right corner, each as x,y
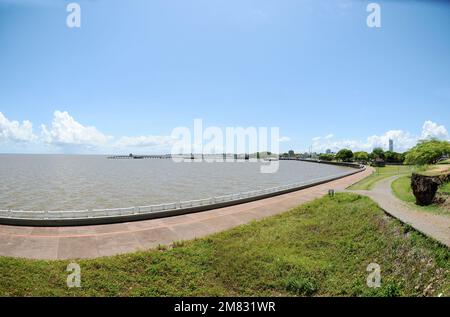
0,168 -> 372,260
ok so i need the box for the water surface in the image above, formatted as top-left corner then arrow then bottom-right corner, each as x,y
0,155 -> 352,211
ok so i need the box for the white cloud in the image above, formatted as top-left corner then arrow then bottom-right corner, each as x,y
312,134 -> 333,142
2,111 -> 449,156
114,135 -> 176,148
312,121 -> 449,153
37,111 -> 179,152
0,112 -> 36,143
278,136 -> 291,143
421,120 -> 449,140
41,111 -> 111,147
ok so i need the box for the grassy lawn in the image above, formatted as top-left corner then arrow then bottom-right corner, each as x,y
0,193 -> 448,297
441,182 -> 450,194
392,176 -> 450,216
418,164 -> 450,177
348,165 -> 413,190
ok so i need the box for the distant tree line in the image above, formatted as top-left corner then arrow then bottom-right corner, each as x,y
287,139 -> 450,166
319,147 -> 405,165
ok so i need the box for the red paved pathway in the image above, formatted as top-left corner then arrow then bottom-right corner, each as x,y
0,168 -> 372,260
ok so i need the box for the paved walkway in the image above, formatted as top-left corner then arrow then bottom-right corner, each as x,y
0,168 -> 372,260
351,176 -> 450,248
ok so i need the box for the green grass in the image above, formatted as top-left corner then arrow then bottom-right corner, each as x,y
0,193 -> 448,297
391,176 -> 450,216
441,182 -> 450,194
349,165 -> 413,190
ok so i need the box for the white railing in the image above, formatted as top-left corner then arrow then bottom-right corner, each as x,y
0,168 -> 362,221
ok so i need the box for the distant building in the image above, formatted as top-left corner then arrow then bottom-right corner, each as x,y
288,150 -> 295,158
389,139 -> 394,152
326,149 -> 331,154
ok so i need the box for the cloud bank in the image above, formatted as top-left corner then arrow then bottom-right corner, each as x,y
0,110 -> 174,153
0,110 -> 449,154
312,121 -> 450,153
41,111 -> 111,147
0,112 -> 36,143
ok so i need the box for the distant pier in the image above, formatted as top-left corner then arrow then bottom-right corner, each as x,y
107,154 -> 256,160
107,154 -> 172,159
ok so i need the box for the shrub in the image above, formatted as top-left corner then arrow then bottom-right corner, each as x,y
319,153 -> 334,161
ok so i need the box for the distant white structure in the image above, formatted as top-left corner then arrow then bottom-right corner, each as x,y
389,139 -> 394,152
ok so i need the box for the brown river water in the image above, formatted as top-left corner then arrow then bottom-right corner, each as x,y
0,155 -> 352,211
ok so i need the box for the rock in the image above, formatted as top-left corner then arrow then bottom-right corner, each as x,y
411,173 -> 450,206
411,173 -> 440,206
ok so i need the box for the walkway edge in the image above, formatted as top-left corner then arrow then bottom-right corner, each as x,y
1,166 -> 365,227
350,176 -> 450,248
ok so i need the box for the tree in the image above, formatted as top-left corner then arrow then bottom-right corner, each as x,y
354,151 -> 369,163
385,151 -> 405,164
335,149 -> 354,162
405,139 -> 450,165
371,147 -> 385,160
319,153 -> 334,161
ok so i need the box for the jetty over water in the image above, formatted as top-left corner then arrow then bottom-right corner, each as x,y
107,154 -> 257,160
107,154 -> 172,159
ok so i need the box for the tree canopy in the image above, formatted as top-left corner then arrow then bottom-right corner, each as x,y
404,139 -> 450,165
384,151 -> 405,164
319,153 -> 334,161
370,147 -> 385,160
353,151 -> 369,163
335,149 -> 354,162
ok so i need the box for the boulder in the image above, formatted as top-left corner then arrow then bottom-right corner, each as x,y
411,173 -> 450,206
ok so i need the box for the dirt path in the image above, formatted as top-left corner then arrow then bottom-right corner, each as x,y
350,176 -> 450,248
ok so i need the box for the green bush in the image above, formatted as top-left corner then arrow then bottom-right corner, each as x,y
319,153 -> 334,161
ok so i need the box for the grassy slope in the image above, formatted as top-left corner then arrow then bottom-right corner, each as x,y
392,176 -> 450,216
349,166 -> 413,190
0,193 -> 448,297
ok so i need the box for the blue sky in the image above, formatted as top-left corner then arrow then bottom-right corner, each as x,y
0,0 -> 449,154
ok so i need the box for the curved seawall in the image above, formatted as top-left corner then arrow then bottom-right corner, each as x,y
0,163 -> 365,226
